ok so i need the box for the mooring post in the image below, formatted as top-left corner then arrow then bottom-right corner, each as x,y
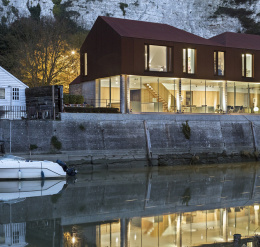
143,120 -> 152,165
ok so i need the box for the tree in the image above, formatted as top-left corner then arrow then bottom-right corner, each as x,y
0,17 -> 81,92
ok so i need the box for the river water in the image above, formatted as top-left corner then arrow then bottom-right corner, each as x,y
0,162 -> 260,246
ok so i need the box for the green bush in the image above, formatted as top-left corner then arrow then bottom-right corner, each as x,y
63,94 -> 84,104
29,144 -> 38,151
11,6 -> 19,17
119,2 -> 128,16
51,136 -> 62,150
63,94 -> 70,104
182,120 -> 191,139
52,0 -> 62,4
28,3 -> 41,20
2,0 -> 10,6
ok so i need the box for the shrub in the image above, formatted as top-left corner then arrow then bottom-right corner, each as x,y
64,94 -> 84,104
2,0 -> 9,6
11,6 -> 19,17
182,120 -> 191,139
79,124 -> 85,131
63,94 -> 70,104
28,3 -> 41,20
51,136 -> 62,150
52,0 -> 62,4
29,144 -> 38,151
119,2 -> 128,16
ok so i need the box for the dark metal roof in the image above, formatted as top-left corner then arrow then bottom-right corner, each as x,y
209,32 -> 260,51
100,16 -> 222,46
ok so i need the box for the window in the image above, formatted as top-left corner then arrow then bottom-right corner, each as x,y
144,45 -> 172,72
183,48 -> 195,74
13,88 -> 19,100
84,53 -> 87,76
0,88 -> 5,99
214,51 -> 225,76
242,53 -> 253,77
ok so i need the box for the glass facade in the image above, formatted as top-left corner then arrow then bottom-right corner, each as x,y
98,75 -> 260,114
99,76 -> 120,108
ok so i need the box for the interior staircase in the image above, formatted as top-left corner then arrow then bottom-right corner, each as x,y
144,84 -> 169,112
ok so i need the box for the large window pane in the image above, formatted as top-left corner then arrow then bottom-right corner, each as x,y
190,80 -> 205,113
111,76 -> 120,110
130,77 -> 142,113
242,54 -> 253,78
100,78 -> 110,107
149,45 -> 167,72
235,82 -> 249,113
249,82 -> 260,114
207,81 -> 224,113
183,49 -> 186,72
159,78 -> 176,112
145,45 -> 148,71
187,49 -> 195,74
183,48 -> 195,74
246,54 -> 253,77
218,52 -> 225,76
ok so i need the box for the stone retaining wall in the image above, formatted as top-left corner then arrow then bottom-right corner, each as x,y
1,113 -> 260,164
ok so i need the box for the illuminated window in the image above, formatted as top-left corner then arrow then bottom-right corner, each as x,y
214,51 -> 225,76
0,88 -> 5,99
183,48 -> 195,74
242,53 -> 253,77
84,53 -> 87,76
13,88 -> 19,100
144,45 -> 172,72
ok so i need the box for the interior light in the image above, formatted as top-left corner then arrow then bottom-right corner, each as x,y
254,107 -> 259,112
254,205 -> 259,210
72,236 -> 76,244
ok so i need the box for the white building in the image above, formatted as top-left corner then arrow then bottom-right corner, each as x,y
0,66 -> 28,119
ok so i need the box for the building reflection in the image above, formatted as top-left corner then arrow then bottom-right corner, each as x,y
62,205 -> 260,247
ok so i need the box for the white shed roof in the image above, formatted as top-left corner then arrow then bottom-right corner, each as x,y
0,66 -> 29,88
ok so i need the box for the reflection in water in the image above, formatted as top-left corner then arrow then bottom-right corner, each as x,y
62,206 -> 258,247
1,163 -> 260,246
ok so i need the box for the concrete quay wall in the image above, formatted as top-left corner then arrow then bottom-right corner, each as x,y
1,113 -> 260,164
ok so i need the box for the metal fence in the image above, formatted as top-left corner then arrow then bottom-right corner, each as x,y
65,99 -> 120,108
0,106 -> 26,120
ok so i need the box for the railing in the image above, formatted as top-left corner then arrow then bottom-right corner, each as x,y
65,99 -> 120,108
0,106 -> 26,119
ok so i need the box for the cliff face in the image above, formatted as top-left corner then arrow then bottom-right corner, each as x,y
0,0 -> 259,38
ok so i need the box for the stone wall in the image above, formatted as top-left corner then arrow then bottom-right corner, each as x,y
1,114 -> 260,164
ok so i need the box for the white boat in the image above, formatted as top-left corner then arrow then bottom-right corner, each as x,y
0,155 -> 67,180
0,179 -> 66,202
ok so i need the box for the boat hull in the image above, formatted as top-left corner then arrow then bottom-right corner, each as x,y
0,159 -> 66,179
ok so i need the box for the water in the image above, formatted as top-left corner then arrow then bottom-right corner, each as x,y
0,162 -> 260,246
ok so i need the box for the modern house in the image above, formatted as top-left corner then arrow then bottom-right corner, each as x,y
0,66 -> 28,119
70,16 -> 260,114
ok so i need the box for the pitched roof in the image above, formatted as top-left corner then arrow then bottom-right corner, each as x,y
100,16 -> 222,47
209,32 -> 260,50
0,66 -> 28,88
